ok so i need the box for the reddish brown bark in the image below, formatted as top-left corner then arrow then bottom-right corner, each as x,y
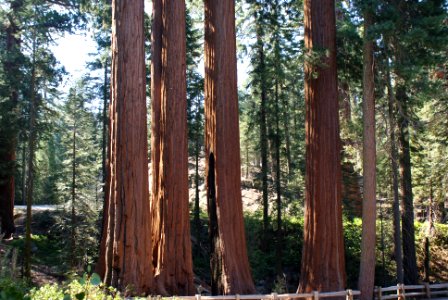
298,0 -> 346,293
99,0 -> 153,295
358,9 -> 377,300
204,0 -> 255,295
150,0 -> 194,296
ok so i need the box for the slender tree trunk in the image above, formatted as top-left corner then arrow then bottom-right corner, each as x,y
396,85 -> 419,285
150,0 -> 194,295
71,114 -> 77,268
255,8 -> 270,251
298,0 -> 346,293
102,59 -> 108,194
204,0 -> 255,294
385,61 -> 404,283
99,0 -> 153,294
0,0 -> 22,240
21,142 -> 26,206
194,125 -> 201,246
358,9 -> 377,300
282,97 -> 292,176
96,59 -> 109,277
274,78 -> 283,275
24,28 -> 37,278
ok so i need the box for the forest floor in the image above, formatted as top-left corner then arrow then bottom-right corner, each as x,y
2,157 -> 448,291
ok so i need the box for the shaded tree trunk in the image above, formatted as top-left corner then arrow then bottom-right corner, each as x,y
298,0 -> 346,293
396,85 -> 419,285
204,0 -> 255,294
0,0 -> 23,240
150,0 -> 194,295
358,9 -> 377,300
71,109 -> 77,268
24,28 -> 38,278
99,0 -> 153,295
256,11 -> 269,251
385,60 -> 404,283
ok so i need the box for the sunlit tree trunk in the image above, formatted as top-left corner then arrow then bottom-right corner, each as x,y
99,0 -> 153,295
358,8 -> 377,300
150,0 -> 194,295
204,0 -> 255,294
298,0 -> 346,293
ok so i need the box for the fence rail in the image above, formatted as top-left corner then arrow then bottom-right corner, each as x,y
374,283 -> 448,299
175,290 -> 361,300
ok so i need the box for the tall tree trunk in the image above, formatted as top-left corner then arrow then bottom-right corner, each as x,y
298,0 -> 346,293
385,60 -> 404,284
150,0 -> 194,295
194,124 -> 201,247
0,0 -> 22,240
254,5 -> 269,251
102,59 -> 108,195
99,0 -> 153,295
274,78 -> 283,275
358,9 -> 376,300
254,3 -> 270,252
24,27 -> 37,278
71,112 -> 77,268
396,85 -> 419,285
204,0 -> 255,294
96,58 -> 109,277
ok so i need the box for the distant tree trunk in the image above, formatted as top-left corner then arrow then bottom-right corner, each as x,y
204,0 -> 255,294
102,59 -> 108,195
385,60 -> 404,283
298,0 -> 346,293
150,0 -> 194,295
24,28 -> 38,278
21,142 -> 26,206
358,9 -> 377,300
71,111 -> 77,268
0,0 -> 22,240
99,0 -> 153,295
396,85 -> 419,285
274,78 -> 283,275
258,19 -> 269,252
194,123 -> 201,245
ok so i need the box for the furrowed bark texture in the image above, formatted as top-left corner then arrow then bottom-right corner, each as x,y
204,0 -> 255,295
100,0 -> 153,295
298,0 -> 346,293
150,0 -> 194,295
358,10 -> 377,300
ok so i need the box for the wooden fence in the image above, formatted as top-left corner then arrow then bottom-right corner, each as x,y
174,290 -> 361,300
374,283 -> 448,299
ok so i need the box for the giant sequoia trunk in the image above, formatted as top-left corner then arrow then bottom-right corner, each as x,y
204,0 -> 255,294
150,0 -> 194,295
358,9 -> 377,300
298,0 -> 346,293
98,0 -> 153,295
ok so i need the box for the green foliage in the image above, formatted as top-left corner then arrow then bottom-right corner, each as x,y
27,273 -> 121,300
